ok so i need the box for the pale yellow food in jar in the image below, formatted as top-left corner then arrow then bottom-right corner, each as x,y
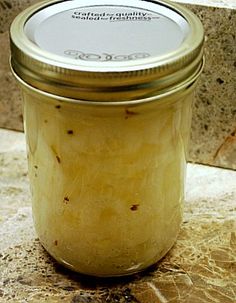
23,89 -> 192,277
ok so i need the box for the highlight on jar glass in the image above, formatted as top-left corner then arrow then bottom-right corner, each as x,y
10,0 -> 204,277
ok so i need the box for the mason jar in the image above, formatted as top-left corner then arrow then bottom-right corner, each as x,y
10,0 -> 204,277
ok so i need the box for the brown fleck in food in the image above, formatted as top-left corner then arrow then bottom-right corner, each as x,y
34,165 -> 38,169
56,155 -> 61,163
44,119 -> 48,123
67,130 -> 74,135
34,173 -> 37,177
51,146 -> 61,163
64,196 -> 70,203
130,204 -> 139,211
55,105 -> 61,109
54,240 -> 58,246
125,109 -> 139,119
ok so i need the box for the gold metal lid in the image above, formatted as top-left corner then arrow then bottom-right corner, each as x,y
10,0 -> 204,101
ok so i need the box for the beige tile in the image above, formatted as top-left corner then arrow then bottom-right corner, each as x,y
0,1 -> 235,169
185,4 -> 236,169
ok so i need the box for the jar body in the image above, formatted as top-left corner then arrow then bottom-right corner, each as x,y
22,86 -> 193,277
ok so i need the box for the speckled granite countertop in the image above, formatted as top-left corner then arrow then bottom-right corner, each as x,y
0,128 -> 236,303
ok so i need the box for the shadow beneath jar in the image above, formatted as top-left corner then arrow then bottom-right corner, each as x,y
52,256 -> 160,288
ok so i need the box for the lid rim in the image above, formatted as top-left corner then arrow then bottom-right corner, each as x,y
10,29 -> 204,74
11,57 -> 204,103
10,0 -> 204,101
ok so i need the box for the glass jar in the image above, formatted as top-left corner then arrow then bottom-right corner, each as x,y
10,0 -> 204,277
